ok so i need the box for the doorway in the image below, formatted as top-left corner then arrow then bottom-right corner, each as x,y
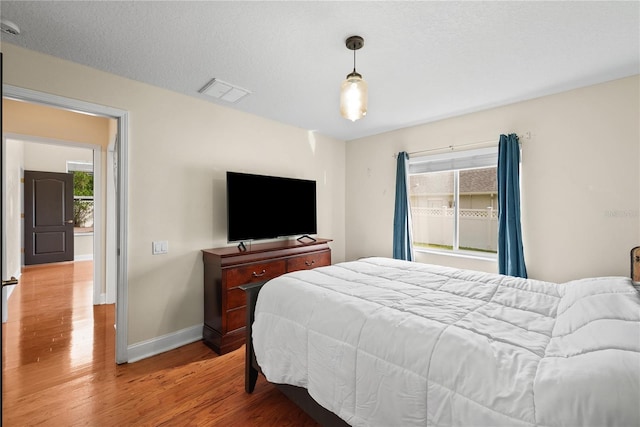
2,84 -> 129,363
12,139 -> 99,277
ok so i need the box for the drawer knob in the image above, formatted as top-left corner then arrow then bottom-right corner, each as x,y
304,260 -> 316,267
252,269 -> 267,277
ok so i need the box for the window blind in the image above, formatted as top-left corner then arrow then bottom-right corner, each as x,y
409,147 -> 498,174
67,161 -> 93,173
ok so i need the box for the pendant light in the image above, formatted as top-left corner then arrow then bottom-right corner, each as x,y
340,35 -> 368,122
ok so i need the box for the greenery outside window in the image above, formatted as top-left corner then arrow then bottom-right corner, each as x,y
68,161 -> 94,233
408,147 -> 498,258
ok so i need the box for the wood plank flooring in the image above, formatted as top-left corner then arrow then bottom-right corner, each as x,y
2,261 -> 319,426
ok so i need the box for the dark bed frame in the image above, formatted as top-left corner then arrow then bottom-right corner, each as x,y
241,247 -> 640,427
632,246 -> 640,283
241,282 -> 350,427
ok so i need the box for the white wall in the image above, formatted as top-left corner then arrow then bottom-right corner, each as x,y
346,75 -> 640,283
2,138 -> 24,322
3,139 -> 23,279
23,141 -> 93,172
3,43 -> 346,346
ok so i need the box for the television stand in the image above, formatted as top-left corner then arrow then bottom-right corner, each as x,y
296,234 -> 316,243
201,238 -> 332,354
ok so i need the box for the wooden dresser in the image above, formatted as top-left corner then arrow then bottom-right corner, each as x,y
202,238 -> 332,354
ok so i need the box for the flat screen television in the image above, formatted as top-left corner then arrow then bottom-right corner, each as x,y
226,171 -> 317,242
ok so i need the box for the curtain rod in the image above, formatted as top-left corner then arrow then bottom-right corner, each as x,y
394,131 -> 531,158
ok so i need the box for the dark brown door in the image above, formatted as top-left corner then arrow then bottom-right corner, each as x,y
24,171 -> 74,265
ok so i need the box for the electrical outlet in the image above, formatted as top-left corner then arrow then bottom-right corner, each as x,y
152,240 -> 168,255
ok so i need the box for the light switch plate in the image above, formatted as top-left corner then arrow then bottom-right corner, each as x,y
152,240 -> 168,255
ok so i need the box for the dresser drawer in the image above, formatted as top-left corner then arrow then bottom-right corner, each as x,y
287,250 -> 331,272
224,259 -> 287,288
226,306 -> 246,332
226,287 -> 247,310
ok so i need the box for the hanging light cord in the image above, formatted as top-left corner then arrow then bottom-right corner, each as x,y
353,48 -> 357,73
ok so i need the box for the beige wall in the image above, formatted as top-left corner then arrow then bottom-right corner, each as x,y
2,43 -> 346,345
3,98 -> 111,148
346,75 -> 640,283
6,41 -> 635,350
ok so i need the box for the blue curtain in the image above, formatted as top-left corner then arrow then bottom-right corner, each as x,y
497,134 -> 527,278
393,152 -> 414,261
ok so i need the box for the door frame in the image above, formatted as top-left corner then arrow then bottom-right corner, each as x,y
3,84 -> 129,364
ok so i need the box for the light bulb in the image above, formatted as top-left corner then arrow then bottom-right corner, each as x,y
340,73 -> 368,121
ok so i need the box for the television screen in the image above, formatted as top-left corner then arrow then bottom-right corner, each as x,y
226,171 -> 317,242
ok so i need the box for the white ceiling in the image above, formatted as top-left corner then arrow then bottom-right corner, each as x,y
1,1 -> 638,141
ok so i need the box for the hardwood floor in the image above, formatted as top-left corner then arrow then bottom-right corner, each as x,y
2,261 -> 319,426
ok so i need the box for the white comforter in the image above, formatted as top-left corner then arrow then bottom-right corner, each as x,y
252,257 -> 640,427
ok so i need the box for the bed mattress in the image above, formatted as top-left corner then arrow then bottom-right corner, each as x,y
252,257 -> 640,427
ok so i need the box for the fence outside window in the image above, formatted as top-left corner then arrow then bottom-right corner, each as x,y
411,206 -> 497,253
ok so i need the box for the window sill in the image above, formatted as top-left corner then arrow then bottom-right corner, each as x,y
414,247 -> 497,262
74,227 -> 94,236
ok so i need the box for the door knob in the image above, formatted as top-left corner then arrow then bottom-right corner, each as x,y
65,220 -> 74,224
2,277 -> 18,287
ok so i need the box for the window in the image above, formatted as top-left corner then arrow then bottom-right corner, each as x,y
408,147 -> 497,257
67,161 -> 94,232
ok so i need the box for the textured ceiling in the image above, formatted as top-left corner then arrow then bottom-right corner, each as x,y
1,1 -> 638,141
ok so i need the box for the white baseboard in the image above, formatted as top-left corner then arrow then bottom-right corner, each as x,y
127,324 -> 203,363
74,254 -> 94,261
94,293 -> 107,305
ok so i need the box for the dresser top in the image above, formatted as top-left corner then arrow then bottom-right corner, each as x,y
202,238 -> 332,259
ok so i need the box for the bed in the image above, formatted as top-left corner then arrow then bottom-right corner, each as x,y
243,254 -> 640,427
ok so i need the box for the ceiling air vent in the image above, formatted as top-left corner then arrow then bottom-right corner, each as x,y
198,78 -> 251,103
